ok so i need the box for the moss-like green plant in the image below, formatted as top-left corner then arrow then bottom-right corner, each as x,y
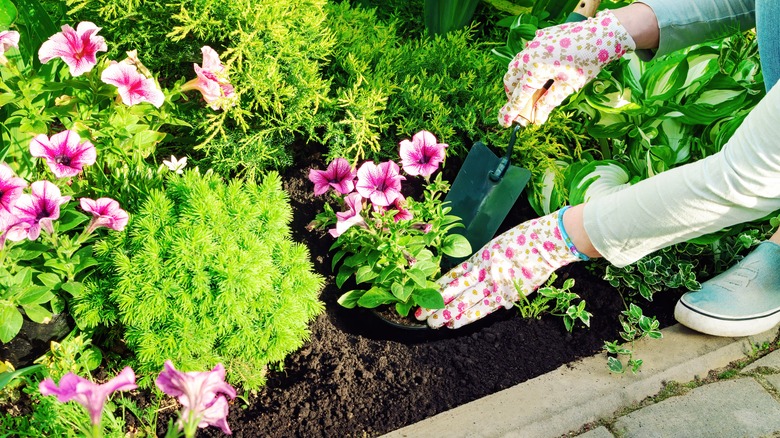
74,170 -> 324,389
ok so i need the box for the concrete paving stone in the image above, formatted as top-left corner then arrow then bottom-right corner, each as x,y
764,374 -> 780,393
575,426 -> 614,438
612,378 -> 780,438
382,325 -> 778,438
743,350 -> 780,374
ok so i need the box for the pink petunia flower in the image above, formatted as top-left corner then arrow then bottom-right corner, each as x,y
330,192 -> 366,238
308,158 -> 355,196
101,62 -> 165,108
355,161 -> 404,207
156,361 -> 236,435
0,210 -> 31,249
38,22 -> 107,77
399,130 -> 448,178
29,130 -> 96,178
0,30 -> 20,65
0,163 -> 27,212
80,197 -> 129,234
374,195 -> 412,222
11,180 -> 70,240
180,46 -> 236,110
39,367 -> 137,426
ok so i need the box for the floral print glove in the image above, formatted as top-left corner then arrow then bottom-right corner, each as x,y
499,10 -> 635,127
415,209 -> 585,329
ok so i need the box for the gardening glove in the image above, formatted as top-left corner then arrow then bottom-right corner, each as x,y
499,10 -> 636,127
415,208 -> 587,329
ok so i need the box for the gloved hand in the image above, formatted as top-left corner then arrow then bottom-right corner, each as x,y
499,10 -> 636,127
416,208 -> 586,329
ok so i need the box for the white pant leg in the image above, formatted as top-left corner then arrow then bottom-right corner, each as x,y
583,80 -> 780,267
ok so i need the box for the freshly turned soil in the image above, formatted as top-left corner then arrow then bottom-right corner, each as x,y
197,147 -> 680,438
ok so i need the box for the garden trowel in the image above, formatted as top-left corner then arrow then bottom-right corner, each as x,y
443,0 -> 601,263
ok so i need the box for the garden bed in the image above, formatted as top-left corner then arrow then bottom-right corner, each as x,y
195,147 -> 681,437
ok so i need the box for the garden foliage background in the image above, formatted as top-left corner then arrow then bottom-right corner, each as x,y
1,0 -> 778,435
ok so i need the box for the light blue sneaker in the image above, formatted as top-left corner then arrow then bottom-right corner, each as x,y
674,241 -> 780,337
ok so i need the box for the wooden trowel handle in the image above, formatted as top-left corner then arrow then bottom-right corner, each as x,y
515,0 -> 602,125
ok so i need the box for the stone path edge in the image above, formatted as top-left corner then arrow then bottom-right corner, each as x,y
382,323 -> 780,438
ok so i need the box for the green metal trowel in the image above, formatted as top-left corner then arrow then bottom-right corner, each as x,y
443,0 -> 601,263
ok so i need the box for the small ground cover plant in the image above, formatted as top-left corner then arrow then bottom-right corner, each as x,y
309,130 -> 471,317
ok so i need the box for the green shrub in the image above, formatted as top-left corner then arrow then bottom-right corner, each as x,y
73,170 -> 324,389
321,1 -> 507,163
63,0 -> 335,177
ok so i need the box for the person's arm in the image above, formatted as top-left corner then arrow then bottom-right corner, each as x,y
628,0 -> 755,60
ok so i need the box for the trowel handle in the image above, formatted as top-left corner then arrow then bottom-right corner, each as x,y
568,0 -> 602,22
514,0 -> 602,125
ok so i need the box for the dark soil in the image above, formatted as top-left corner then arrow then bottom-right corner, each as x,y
200,147 -> 681,438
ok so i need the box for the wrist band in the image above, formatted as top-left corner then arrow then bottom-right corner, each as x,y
558,206 -> 590,261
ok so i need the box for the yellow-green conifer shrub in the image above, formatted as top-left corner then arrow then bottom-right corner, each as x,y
63,0 -> 334,176
76,170 -> 324,389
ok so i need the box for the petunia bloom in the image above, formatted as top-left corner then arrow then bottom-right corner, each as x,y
39,367 -> 137,426
0,30 -> 20,65
373,195 -> 412,222
29,130 -> 96,178
101,62 -> 165,108
355,161 -> 405,207
399,130 -> 447,178
80,197 -> 129,233
38,22 -> 107,77
180,46 -> 237,110
156,361 -> 236,435
0,163 -> 27,212
11,180 -> 70,240
330,192 -> 366,238
308,158 -> 355,196
0,210 -> 32,249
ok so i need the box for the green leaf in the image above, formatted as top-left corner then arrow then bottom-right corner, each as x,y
641,54 -> 688,101
407,268 -> 428,288
412,288 -> 445,309
56,209 -> 88,233
395,301 -> 414,317
0,302 -> 23,343
21,303 -> 51,323
16,285 -> 53,305
81,347 -> 103,371
343,252 -> 367,268
61,281 -> 85,298
337,290 -> 365,309
331,250 -> 346,270
357,287 -> 397,308
0,0 -> 18,29
335,266 -> 356,288
607,356 -> 625,374
355,265 -> 379,284
390,282 -> 405,300
37,272 -> 61,288
0,365 -> 43,392
441,233 -> 472,257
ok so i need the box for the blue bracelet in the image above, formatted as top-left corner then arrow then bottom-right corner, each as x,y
558,206 -> 590,261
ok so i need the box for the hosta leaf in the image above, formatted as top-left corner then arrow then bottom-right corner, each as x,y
641,54 -> 688,101
569,160 -> 632,206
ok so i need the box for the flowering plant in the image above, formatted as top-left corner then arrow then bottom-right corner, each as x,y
309,131 -> 472,317
0,15 -> 234,343
39,361 -> 235,438
0,132 -> 128,344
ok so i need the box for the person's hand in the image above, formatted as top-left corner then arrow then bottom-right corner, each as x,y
499,10 -> 635,127
415,209 -> 585,329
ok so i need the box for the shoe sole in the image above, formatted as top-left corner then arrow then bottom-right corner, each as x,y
674,300 -> 780,337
